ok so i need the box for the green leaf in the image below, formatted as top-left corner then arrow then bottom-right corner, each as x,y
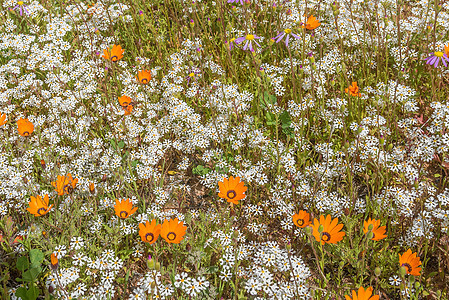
26,284 -> 39,300
22,267 -> 40,282
280,110 -> 291,129
15,287 -> 30,300
16,256 -> 29,272
29,249 -> 44,268
110,139 -> 116,149
118,141 -> 125,148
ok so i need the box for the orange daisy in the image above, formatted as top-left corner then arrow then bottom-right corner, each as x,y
50,253 -> 59,270
102,44 -> 124,62
118,95 -> 132,107
51,173 -> 78,196
136,69 -> 152,84
302,15 -> 321,30
0,113 -> 6,126
399,249 -> 422,276
123,104 -> 133,115
114,198 -> 138,219
139,219 -> 161,244
17,118 -> 34,136
292,210 -> 312,228
218,176 -> 247,205
345,286 -> 379,300
311,214 -> 345,245
27,194 -> 53,217
345,82 -> 361,97
160,218 -> 187,244
363,218 -> 387,241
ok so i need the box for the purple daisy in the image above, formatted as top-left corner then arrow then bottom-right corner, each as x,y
234,34 -> 261,52
425,51 -> 449,68
12,1 -> 29,16
273,28 -> 301,47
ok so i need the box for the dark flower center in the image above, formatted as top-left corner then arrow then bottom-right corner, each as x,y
63,184 -> 73,194
167,232 -> 176,241
227,190 -> 237,199
111,56 -> 118,61
401,263 -> 412,273
141,78 -> 148,83
37,207 -> 47,215
145,233 -> 154,243
23,131 -> 30,136
120,211 -> 128,218
322,232 -> 331,241
296,219 -> 304,226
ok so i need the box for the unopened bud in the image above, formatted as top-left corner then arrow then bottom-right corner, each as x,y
368,224 -> 374,231
414,281 -> 420,289
304,226 -> 312,235
155,262 -> 161,271
147,258 -> 155,269
399,266 -> 407,277
318,224 -> 324,233
333,9 -> 340,16
374,267 -> 381,276
89,182 -> 95,194
367,231 -> 374,240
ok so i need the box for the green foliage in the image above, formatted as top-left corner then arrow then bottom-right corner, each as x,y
15,249 -> 44,300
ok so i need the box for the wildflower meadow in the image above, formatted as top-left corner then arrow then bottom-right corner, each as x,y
1,0 -> 449,299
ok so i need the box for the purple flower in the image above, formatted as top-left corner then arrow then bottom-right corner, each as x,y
227,0 -> 245,4
234,34 -> 261,52
273,28 -> 301,47
185,68 -> 201,84
12,1 -> 29,16
425,51 -> 448,68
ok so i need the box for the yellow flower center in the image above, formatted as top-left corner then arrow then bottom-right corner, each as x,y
321,232 -> 331,241
434,51 -> 444,57
227,190 -> 237,199
296,219 -> 304,226
120,211 -> 128,218
230,38 -> 236,42
145,233 -> 155,243
189,73 -> 195,77
246,34 -> 255,40
284,29 -> 292,34
167,232 -> 176,241
18,1 -> 24,5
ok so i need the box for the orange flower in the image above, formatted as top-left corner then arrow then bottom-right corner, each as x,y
89,182 -> 95,194
17,118 -> 34,136
0,113 -> 6,126
114,198 -> 138,219
118,95 -> 132,107
363,218 -> 387,241
444,43 -> 449,57
218,176 -> 247,205
139,219 -> 161,244
292,210 -> 312,228
345,286 -> 379,300
311,214 -> 345,245
124,104 -> 133,115
136,69 -> 152,84
160,218 -> 187,244
50,253 -> 59,270
51,173 -> 78,196
27,194 -> 53,217
399,249 -> 422,276
102,44 -> 124,62
302,15 -> 321,30
345,82 -> 361,97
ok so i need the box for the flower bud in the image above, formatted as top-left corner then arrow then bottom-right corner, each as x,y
374,267 -> 381,276
89,182 -> 95,194
318,224 -> 324,233
333,9 -> 340,16
399,266 -> 407,277
366,231 -> 374,240
304,226 -> 312,235
147,257 -> 155,269
414,281 -> 420,289
50,253 -> 59,271
155,262 -> 161,271
368,224 -> 374,231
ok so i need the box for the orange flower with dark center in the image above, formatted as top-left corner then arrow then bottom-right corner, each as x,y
0,113 -> 6,126
51,173 -> 78,195
311,214 -> 345,245
399,249 -> 422,276
118,95 -> 132,107
136,69 -> 152,84
17,118 -> 34,136
345,82 -> 361,97
50,253 -> 59,270
27,194 -> 53,217
292,210 -> 312,228
345,286 -> 379,300
102,45 -> 124,62
139,219 -> 161,244
160,218 -> 187,244
363,218 -> 387,241
114,198 -> 138,219
124,104 -> 133,115
302,15 -> 321,30
218,176 -> 247,205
